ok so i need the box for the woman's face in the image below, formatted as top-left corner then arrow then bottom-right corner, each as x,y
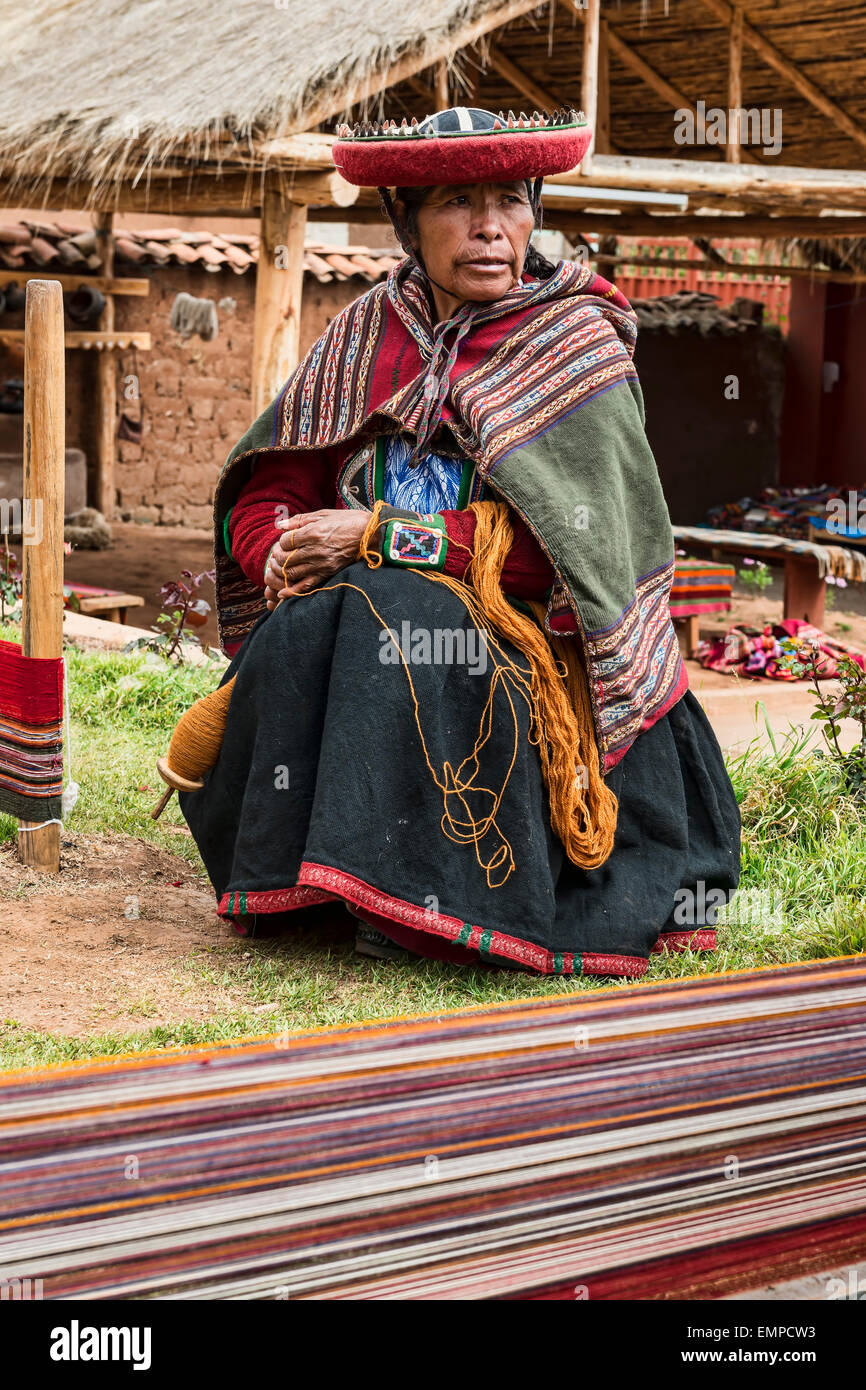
409,182 -> 535,303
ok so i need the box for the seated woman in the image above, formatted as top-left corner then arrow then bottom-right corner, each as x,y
180,106 -> 741,976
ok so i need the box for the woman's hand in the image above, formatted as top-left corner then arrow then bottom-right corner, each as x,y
264,509 -> 371,610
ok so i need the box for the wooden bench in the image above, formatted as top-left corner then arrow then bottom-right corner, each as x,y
672,525 -> 866,632
63,585 -> 145,625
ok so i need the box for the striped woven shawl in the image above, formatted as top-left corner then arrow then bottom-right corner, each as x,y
215,259 -> 685,771
1,958 -> 864,1299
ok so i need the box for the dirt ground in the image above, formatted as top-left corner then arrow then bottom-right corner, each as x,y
0,832 -> 243,1035
65,523 -> 218,645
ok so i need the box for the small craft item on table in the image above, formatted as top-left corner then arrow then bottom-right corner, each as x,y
707,484 -> 866,541
0,638 -> 63,822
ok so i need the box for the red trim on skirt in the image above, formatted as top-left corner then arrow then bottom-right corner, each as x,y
218,861 -> 664,978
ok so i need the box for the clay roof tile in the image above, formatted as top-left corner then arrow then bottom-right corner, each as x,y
165,240 -> 203,264
114,236 -> 146,262
28,236 -> 60,265
0,220 -> 396,282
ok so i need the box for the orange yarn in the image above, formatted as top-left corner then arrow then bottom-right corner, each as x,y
164,676 -> 237,784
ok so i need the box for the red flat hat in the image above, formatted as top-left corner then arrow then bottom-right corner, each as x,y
333,106 -> 592,187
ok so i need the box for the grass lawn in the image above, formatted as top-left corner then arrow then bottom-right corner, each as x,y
1,624 -> 864,1069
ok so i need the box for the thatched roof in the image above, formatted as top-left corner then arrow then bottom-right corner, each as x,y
2,0 -> 865,209
0,0 -> 513,196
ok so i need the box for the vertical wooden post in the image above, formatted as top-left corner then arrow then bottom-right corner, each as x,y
435,60 -> 450,111
581,0 -> 601,175
251,179 -> 307,421
94,212 -> 116,517
783,557 -> 826,629
596,22 -> 611,155
18,280 -> 65,873
727,4 -> 744,164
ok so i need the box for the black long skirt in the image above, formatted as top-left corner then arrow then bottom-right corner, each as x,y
181,561 -> 741,978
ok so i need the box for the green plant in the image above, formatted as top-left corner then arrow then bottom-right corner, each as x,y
737,558 -> 773,595
125,569 -> 217,664
780,640 -> 866,797
824,575 -> 848,613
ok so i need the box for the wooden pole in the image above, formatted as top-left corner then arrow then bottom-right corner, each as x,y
251,180 -> 307,420
580,0 -> 601,174
596,23 -> 611,155
435,60 -> 449,110
314,200 -> 866,238
727,4 -> 744,164
565,0 -> 761,164
18,280 -> 65,873
546,154 -> 866,212
94,213 -> 116,519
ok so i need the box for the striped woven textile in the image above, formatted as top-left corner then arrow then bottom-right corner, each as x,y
1,957 -> 865,1300
0,639 -> 63,822
670,558 -> 735,619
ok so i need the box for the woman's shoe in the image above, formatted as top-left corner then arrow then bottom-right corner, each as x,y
354,924 -> 410,961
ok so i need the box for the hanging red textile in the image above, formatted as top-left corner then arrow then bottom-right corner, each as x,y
0,639 -> 64,822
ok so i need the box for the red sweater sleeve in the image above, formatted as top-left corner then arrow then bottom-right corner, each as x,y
228,449 -> 333,585
440,506 -> 555,600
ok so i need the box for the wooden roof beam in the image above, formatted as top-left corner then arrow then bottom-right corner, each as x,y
0,170 -> 358,215
310,201 -> 866,239
551,210 -> 866,238
548,153 -> 866,213
698,0 -> 866,156
593,252 -> 866,284
256,133 -> 335,169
